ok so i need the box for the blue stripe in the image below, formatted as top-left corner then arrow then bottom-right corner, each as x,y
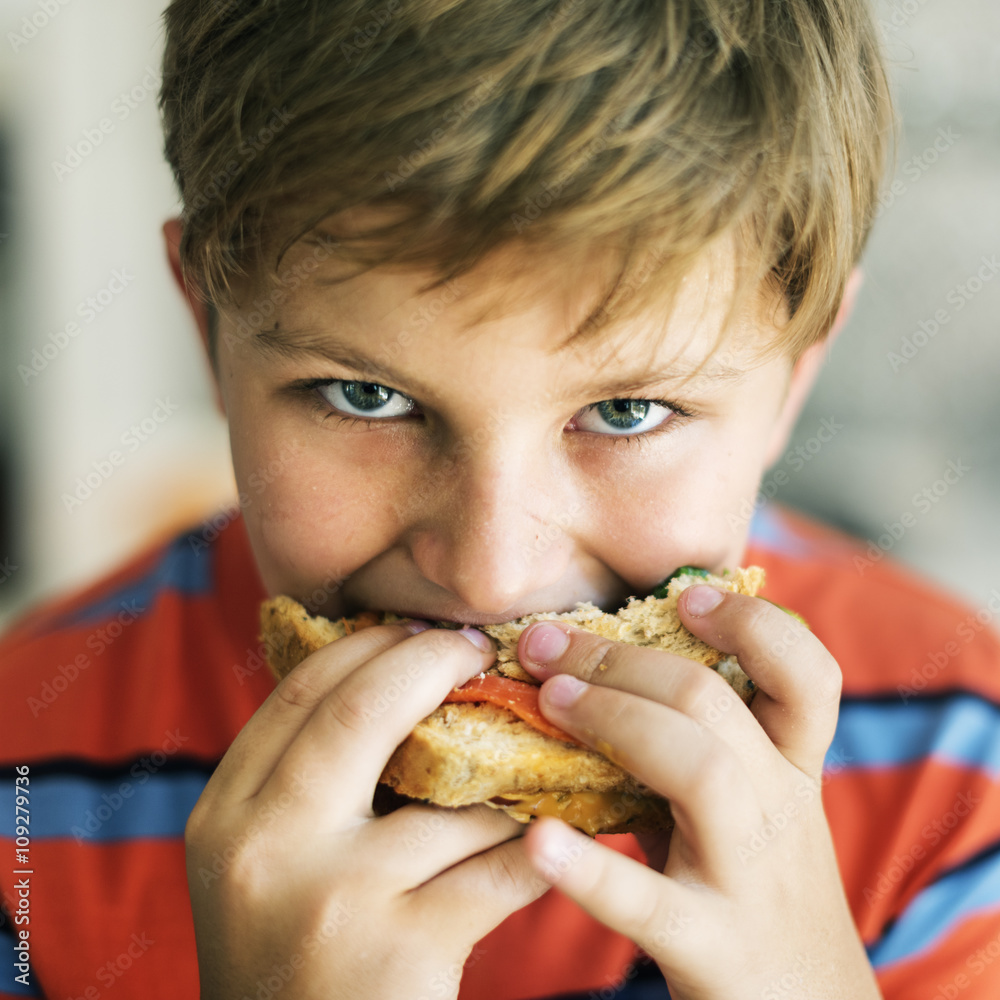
50,528 -> 215,631
0,922 -> 41,997
0,770 -> 209,842
826,695 -> 1000,779
867,846 -> 1000,969
747,503 -> 813,558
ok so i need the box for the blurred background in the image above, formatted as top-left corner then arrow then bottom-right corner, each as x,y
0,0 -> 998,630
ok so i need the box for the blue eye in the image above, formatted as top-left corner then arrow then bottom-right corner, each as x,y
317,380 -> 417,419
302,379 -> 689,444
575,399 -> 676,436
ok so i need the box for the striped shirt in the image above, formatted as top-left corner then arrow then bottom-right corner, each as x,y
1,503 -> 998,999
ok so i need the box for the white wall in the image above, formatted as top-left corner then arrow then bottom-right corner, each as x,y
0,0 -> 235,625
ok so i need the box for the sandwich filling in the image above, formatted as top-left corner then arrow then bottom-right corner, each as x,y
442,674 -> 582,746
486,790 -> 654,837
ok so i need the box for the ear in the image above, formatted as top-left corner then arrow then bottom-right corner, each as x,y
162,216 -> 226,417
762,266 -> 863,468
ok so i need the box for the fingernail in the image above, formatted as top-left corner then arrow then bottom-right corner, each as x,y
458,626 -> 494,652
523,623 -> 570,665
684,585 -> 724,616
404,619 -> 432,634
544,674 -> 587,708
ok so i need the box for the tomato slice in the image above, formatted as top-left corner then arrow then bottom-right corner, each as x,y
341,611 -> 381,633
443,674 -> 585,747
334,618 -> 583,747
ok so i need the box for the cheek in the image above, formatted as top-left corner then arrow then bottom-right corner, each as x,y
580,419 -> 772,581
227,398 -> 410,600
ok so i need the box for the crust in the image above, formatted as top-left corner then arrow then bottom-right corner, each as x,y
259,595 -> 351,680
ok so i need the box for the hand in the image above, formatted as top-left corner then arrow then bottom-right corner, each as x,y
515,586 -> 882,1000
185,620 -> 551,1000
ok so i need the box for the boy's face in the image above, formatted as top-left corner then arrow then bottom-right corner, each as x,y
196,222 -> 814,625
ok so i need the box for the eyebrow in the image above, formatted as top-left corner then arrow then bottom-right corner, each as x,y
252,325 -> 747,397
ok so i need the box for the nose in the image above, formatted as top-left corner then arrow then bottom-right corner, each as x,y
403,438 -> 577,615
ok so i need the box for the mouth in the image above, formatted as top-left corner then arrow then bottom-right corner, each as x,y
376,594 -> 627,627
334,573 -> 685,627
377,610 -> 540,628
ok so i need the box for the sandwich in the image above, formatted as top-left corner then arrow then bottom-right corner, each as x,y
260,566 -> 791,837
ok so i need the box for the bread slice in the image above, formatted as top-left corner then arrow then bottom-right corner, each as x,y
259,567 -> 765,836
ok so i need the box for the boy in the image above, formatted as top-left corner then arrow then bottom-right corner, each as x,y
2,0 -> 1000,997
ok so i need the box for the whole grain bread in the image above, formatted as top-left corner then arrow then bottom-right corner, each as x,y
259,567 -> 765,835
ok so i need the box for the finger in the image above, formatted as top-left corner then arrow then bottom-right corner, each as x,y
204,620 -> 433,804
518,621 -> 770,765
262,627 -> 497,820
533,676 -> 760,881
521,817 -> 708,965
367,802 -> 533,889
678,586 -> 842,776
405,825 -> 553,953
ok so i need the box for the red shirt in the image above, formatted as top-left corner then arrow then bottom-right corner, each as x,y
1,502 -> 999,999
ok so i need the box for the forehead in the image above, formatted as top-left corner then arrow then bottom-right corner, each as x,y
238,221 -> 782,395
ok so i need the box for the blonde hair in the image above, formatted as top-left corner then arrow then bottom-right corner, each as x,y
159,0 -> 895,364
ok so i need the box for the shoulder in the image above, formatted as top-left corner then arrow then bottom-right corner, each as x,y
746,501 -> 1000,705
748,503 -> 1000,987
0,507 -> 270,762
0,510 -> 268,997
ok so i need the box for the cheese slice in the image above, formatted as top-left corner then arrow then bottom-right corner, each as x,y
485,790 -> 651,837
